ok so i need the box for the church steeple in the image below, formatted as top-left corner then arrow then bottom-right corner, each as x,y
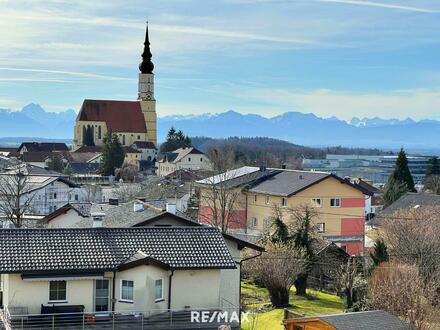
139,22 -> 154,74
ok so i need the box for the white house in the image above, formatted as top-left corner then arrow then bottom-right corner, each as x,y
156,147 -> 212,177
0,227 -> 247,329
131,141 -> 157,162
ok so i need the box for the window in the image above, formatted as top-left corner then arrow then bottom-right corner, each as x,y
311,198 -> 322,208
253,194 -> 257,204
188,157 -> 191,162
265,195 -> 270,205
155,279 -> 163,301
53,193 -> 57,200
281,197 -> 287,207
200,158 -> 203,162
121,280 -> 134,302
251,217 -> 258,228
330,198 -> 341,208
75,194 -> 79,201
122,135 -> 126,145
137,135 -> 141,140
317,223 -> 325,233
98,126 -> 102,139
49,281 -> 67,302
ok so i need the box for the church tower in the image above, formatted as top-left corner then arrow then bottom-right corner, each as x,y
138,22 -> 157,146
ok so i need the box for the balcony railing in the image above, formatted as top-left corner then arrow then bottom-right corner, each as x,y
1,308 -> 240,330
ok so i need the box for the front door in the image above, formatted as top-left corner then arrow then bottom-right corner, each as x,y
95,279 -> 110,312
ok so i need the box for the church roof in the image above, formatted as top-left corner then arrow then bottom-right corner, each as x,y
77,99 -> 147,133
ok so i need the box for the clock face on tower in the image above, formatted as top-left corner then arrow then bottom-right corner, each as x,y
145,91 -> 153,100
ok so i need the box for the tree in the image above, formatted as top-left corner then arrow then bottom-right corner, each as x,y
243,241 -> 306,307
383,148 -> 415,207
100,131 -> 124,176
424,175 -> 440,194
83,126 -> 95,146
115,163 -> 138,182
160,127 -> 191,152
290,206 -> 318,296
47,154 -> 64,173
426,156 -> 440,176
369,238 -> 389,270
368,262 -> 435,329
198,147 -> 242,233
0,170 -> 36,228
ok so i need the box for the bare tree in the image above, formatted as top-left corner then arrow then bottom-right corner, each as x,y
198,147 -> 244,233
243,241 -> 306,307
380,207 -> 440,288
112,184 -> 142,203
115,163 -> 138,183
368,262 -> 436,329
0,171 -> 36,228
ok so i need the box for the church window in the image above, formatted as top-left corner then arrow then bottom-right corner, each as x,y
98,126 -> 101,139
122,135 -> 126,145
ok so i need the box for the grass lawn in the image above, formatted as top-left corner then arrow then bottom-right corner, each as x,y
241,281 -> 344,330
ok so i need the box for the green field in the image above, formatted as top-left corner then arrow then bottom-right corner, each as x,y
241,281 -> 344,330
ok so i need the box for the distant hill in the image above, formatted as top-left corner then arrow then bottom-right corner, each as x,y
1,104 -> 440,153
191,136 -> 392,168
159,110 -> 440,152
0,103 -> 76,139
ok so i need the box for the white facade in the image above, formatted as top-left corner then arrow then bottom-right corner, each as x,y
157,148 -> 213,177
1,266 -> 222,315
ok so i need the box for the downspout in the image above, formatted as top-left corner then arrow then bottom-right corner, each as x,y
237,250 -> 263,326
167,269 -> 174,310
111,271 -> 116,311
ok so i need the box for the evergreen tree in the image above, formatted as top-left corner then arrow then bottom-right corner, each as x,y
160,127 -> 192,152
100,131 -> 124,176
47,154 -> 64,173
369,239 -> 389,269
383,148 -> 415,206
426,156 -> 440,176
270,216 -> 290,246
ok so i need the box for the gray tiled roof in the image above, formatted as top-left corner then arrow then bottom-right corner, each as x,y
320,310 -> 414,329
0,227 -> 236,273
379,192 -> 440,216
247,170 -> 330,197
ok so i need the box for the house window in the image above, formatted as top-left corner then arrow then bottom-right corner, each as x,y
98,126 -> 102,139
311,198 -> 322,208
122,135 -> 126,145
330,198 -> 341,208
265,195 -> 270,205
137,135 -> 141,140
281,197 -> 287,207
121,280 -> 134,302
53,193 -> 57,200
188,157 -> 191,162
251,217 -> 258,228
155,279 -> 163,301
317,223 -> 325,233
253,194 -> 257,204
75,194 -> 79,201
49,280 -> 67,302
200,158 -> 203,162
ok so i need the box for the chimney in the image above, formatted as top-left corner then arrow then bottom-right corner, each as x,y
133,201 -> 144,212
91,212 -> 105,228
166,203 -> 177,214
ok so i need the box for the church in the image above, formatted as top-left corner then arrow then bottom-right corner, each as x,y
73,24 -> 157,148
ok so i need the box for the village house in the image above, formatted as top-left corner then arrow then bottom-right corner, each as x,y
0,226 -> 244,329
17,142 -> 69,155
156,147 -> 213,177
197,166 -> 371,256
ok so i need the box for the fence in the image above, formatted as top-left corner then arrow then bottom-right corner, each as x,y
1,307 -> 241,330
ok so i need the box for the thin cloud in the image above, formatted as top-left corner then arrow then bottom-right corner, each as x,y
317,0 -> 440,13
0,67 -> 134,81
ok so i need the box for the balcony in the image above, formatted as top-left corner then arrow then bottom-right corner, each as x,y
1,308 -> 240,330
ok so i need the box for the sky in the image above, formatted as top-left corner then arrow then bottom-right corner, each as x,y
1,0 -> 440,120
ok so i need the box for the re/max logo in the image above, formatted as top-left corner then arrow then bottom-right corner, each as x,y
190,311 -> 248,323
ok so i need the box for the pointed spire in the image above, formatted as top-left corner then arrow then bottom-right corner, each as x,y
139,21 -> 154,74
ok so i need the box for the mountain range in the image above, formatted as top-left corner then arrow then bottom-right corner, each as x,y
1,104 -> 440,153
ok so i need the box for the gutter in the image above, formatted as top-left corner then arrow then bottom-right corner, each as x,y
111,271 -> 116,311
168,269 -> 174,309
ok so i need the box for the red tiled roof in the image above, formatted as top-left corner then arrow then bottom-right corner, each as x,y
78,99 -> 147,133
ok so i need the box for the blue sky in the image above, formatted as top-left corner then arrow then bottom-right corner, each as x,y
1,0 -> 440,120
